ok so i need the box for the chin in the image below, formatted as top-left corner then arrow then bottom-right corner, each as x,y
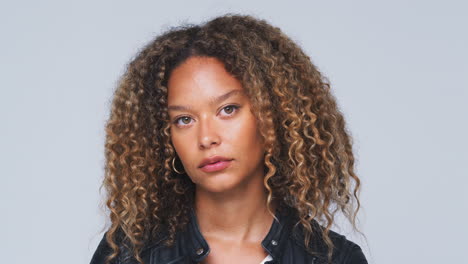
195,174 -> 242,194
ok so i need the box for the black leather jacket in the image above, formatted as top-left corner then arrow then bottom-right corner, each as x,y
91,206 -> 367,264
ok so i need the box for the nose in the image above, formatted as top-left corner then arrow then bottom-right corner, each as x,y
198,116 -> 221,149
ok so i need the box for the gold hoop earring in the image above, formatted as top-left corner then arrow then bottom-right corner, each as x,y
172,156 -> 185,174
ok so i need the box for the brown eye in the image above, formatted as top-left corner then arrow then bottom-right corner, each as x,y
221,105 -> 239,116
174,116 -> 193,126
224,106 -> 234,114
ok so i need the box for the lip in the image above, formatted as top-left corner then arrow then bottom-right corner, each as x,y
198,155 -> 233,168
199,160 -> 233,173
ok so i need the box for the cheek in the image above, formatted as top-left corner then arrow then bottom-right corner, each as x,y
170,131 -> 177,152
170,129 -> 201,169
234,114 -> 263,152
171,132 -> 189,158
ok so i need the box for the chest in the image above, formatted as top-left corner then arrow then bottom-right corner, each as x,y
147,235 -> 326,264
199,239 -> 269,264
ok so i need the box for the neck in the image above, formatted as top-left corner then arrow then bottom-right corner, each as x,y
193,177 -> 278,243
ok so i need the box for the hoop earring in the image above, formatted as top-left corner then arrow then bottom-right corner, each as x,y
172,156 -> 185,174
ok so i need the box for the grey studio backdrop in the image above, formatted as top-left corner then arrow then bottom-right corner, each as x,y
1,1 -> 467,263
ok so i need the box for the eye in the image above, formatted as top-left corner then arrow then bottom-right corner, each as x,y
172,104 -> 240,128
220,104 -> 240,116
173,116 -> 193,127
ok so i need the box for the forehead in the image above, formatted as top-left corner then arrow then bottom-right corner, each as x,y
167,57 -> 246,103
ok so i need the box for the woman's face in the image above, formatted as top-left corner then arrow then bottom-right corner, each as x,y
167,56 -> 265,194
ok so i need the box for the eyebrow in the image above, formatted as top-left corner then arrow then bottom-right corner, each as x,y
168,89 -> 245,112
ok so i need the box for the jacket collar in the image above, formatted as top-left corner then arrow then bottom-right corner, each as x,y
182,204 -> 296,262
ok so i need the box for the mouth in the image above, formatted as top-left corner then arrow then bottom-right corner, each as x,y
199,156 -> 233,168
199,159 -> 233,173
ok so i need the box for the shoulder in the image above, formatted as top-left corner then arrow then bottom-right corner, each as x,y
90,231 -> 169,264
289,219 -> 367,264
326,229 -> 368,264
90,232 -> 118,264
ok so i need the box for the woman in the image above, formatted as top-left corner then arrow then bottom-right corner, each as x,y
91,14 -> 368,264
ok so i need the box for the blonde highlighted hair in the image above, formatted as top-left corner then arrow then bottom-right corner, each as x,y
100,13 -> 363,264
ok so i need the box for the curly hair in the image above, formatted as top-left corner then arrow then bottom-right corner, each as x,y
99,13 -> 363,264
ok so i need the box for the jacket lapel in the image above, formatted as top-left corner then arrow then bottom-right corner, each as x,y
149,205 -> 294,264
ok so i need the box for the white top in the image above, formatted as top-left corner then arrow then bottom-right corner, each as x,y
260,254 -> 273,264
